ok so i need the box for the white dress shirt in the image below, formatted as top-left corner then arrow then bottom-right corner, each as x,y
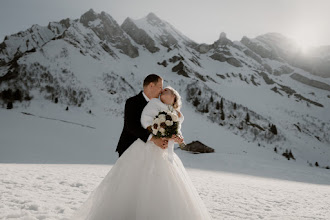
142,91 -> 152,141
142,91 -> 150,102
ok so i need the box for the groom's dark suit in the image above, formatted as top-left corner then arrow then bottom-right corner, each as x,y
116,91 -> 151,157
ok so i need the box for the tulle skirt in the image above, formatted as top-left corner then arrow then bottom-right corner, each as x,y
70,139 -> 212,220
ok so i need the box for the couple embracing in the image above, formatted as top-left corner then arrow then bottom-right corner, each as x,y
71,74 -> 212,220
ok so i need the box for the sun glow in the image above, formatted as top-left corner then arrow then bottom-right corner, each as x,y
293,37 -> 316,53
288,25 -> 322,53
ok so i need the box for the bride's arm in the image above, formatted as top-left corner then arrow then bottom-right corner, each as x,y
141,99 -> 159,129
171,110 -> 184,143
176,110 -> 184,123
141,99 -> 168,148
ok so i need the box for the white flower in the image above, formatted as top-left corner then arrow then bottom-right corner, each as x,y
171,114 -> 179,122
159,117 -> 166,123
159,128 -> 165,134
152,122 -> 160,135
152,128 -> 158,135
158,114 -> 166,121
166,112 -> 174,120
153,118 -> 161,125
165,120 -> 173,126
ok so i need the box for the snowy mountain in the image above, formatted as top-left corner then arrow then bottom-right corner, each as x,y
121,12 -> 197,52
0,9 -> 329,169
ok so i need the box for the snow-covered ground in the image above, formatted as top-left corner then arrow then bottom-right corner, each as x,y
1,9 -> 330,220
1,91 -> 330,219
1,105 -> 330,219
1,163 -> 329,220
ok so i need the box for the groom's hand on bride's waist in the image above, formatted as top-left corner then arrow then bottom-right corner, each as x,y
150,136 -> 168,149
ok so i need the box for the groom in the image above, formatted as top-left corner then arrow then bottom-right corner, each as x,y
116,74 -> 168,157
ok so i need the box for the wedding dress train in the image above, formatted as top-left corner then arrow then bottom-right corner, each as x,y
71,138 -> 212,220
71,98 -> 212,219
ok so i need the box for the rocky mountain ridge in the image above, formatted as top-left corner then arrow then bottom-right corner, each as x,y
0,9 -> 329,167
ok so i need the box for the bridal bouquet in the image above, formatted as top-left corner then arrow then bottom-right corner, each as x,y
150,111 -> 180,138
149,111 -> 181,163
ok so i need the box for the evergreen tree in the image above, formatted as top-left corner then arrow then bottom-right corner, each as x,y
270,124 -> 278,135
204,104 -> 209,113
66,106 -> 69,111
274,147 -> 277,153
220,98 -> 223,110
55,97 -> 58,104
24,94 -> 32,101
13,89 -> 22,101
2,89 -> 13,100
193,97 -> 200,107
220,110 -> 225,120
7,102 -> 13,109
315,162 -> 319,167
198,90 -> 201,96
210,95 -> 214,103
216,101 -> 220,110
245,112 -> 250,123
233,102 -> 236,110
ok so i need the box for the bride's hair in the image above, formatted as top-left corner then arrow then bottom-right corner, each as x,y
165,86 -> 182,111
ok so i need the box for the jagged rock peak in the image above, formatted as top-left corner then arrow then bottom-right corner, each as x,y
241,35 -> 250,42
146,12 -> 163,25
126,12 -> 195,48
258,32 -> 288,40
146,12 -> 161,21
241,33 -> 289,43
79,9 -> 117,27
99,11 -> 117,23
79,8 -> 139,58
256,32 -> 300,50
215,31 -> 232,46
219,32 -> 227,40
122,17 -> 133,24
80,9 -> 98,25
121,17 -> 160,53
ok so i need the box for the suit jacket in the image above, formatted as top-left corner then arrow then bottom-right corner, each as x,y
116,91 -> 150,155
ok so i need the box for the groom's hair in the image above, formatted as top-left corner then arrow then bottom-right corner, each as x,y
143,74 -> 162,87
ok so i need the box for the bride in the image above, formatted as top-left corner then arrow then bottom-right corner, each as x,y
70,86 -> 212,220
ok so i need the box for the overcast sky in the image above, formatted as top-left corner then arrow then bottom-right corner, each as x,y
1,0 -> 329,49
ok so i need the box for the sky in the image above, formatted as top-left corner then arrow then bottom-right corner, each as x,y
1,0 -> 330,50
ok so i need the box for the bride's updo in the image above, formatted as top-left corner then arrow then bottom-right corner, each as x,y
165,86 -> 182,111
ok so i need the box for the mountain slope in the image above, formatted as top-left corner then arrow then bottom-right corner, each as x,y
0,9 -> 329,169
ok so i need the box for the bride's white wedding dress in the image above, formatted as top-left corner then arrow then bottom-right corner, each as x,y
71,99 -> 212,220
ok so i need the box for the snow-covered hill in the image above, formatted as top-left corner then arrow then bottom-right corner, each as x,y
0,8 -> 329,169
